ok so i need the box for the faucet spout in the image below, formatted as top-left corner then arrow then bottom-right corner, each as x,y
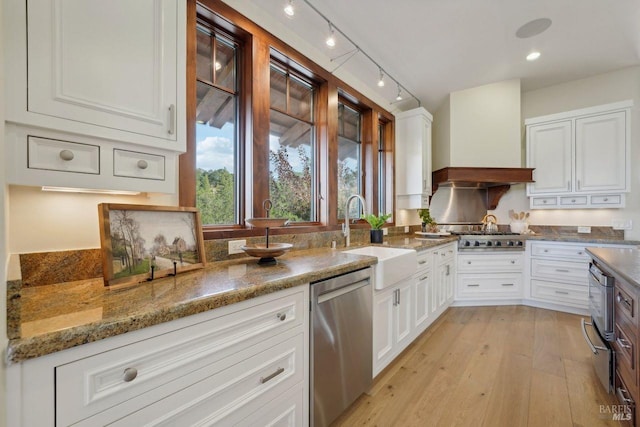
343,194 -> 367,247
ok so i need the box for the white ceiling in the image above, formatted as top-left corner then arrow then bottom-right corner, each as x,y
250,0 -> 640,112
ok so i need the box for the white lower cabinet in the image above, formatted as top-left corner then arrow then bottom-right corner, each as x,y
7,286 -> 309,427
373,242 -> 456,377
373,281 -> 412,377
456,252 -> 524,303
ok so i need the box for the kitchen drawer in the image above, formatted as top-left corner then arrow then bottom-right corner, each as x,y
90,333 -> 304,427
113,149 -> 165,181
616,280 -> 638,327
56,290 -> 304,426
615,370 -> 637,426
530,242 -> 590,262
530,259 -> 588,284
433,244 -> 455,264
614,322 -> 637,386
591,194 -> 622,205
531,196 -> 558,207
237,381 -> 305,427
458,253 -> 523,272
416,251 -> 432,272
559,195 -> 588,206
27,135 -> 100,174
531,279 -> 588,308
458,273 -> 522,298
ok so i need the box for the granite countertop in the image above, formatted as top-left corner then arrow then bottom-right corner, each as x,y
7,247 -> 378,363
526,234 -> 640,245
586,247 -> 640,288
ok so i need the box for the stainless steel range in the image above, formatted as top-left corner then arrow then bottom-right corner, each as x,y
454,232 -> 526,251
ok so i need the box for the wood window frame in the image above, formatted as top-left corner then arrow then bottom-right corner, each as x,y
180,0 -> 395,239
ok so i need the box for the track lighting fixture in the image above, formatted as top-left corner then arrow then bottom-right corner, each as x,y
284,0 -> 294,17
377,68 -> 385,87
396,84 -> 403,101
326,23 -> 336,48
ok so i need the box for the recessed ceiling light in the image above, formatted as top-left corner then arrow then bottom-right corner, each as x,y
284,0 -> 294,17
516,18 -> 552,39
526,51 -> 541,61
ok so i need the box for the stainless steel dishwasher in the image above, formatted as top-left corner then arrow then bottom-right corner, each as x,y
310,267 -> 372,427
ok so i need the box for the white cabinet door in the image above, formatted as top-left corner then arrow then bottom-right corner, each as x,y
395,107 -> 432,208
27,0 -> 180,145
373,287 -> 395,373
395,282 -> 413,350
575,111 -> 627,192
413,270 -> 431,334
527,121 -> 572,195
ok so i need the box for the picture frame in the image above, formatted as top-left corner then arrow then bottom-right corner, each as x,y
98,204 -> 206,287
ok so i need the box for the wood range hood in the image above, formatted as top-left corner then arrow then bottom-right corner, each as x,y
432,167 -> 535,210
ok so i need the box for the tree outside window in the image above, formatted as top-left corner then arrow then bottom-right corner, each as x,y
337,102 -> 362,219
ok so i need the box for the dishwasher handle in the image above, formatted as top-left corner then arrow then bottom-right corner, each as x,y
317,279 -> 370,304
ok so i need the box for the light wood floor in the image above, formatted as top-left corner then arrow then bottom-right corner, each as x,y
333,305 -> 620,427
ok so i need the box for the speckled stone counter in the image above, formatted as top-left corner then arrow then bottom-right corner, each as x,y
7,248 -> 377,363
586,247 -> 640,288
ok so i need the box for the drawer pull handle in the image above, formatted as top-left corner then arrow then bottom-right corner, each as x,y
510,260 -> 516,264
556,269 -> 570,273
603,198 -> 609,202
467,261 -> 472,264
168,104 -> 176,135
543,199 -> 547,204
59,149 -> 74,161
555,290 -> 569,295
617,337 -> 632,350
577,251 -> 583,255
260,367 -> 285,384
617,293 -> 632,309
544,249 -> 549,253
277,313 -> 286,321
418,260 -> 427,265
501,283 -> 514,287
123,368 -> 138,382
137,160 -> 149,170
467,284 -> 480,287
420,275 -> 429,281
617,386 -> 634,405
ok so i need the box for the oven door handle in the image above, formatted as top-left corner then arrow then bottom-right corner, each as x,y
581,318 -> 608,354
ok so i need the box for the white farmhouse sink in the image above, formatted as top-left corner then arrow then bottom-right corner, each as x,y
344,246 -> 417,290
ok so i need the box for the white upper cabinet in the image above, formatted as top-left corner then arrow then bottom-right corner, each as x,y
3,0 -> 186,192
526,121 -> 572,195
525,101 -> 632,209
395,107 -> 432,209
575,111 -> 627,193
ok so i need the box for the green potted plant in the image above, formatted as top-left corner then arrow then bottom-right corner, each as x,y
362,213 -> 392,243
417,208 -> 438,232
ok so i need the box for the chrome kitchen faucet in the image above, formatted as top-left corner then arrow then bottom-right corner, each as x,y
343,194 -> 367,247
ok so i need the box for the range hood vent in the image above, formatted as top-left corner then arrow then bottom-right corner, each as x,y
432,167 -> 534,210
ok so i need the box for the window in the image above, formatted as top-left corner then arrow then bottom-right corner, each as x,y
268,64 -> 316,222
337,102 -> 362,219
194,26 -> 240,225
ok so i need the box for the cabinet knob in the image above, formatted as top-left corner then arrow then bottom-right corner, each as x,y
510,260 -> 515,264
543,200 -> 547,204
603,198 -> 609,202
571,199 -> 576,203
123,367 -> 138,382
59,149 -> 74,161
467,261 -> 472,264
137,160 -> 149,170
277,312 -> 286,321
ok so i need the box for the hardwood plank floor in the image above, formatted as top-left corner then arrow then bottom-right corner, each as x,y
332,306 -> 620,427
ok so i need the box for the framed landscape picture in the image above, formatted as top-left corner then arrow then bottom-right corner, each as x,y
98,204 -> 206,287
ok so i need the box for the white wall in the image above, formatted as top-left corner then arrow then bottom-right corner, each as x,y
432,95 -> 451,171
490,66 -> 640,240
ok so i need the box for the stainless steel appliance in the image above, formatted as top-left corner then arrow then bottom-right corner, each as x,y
310,268 -> 372,427
582,261 -> 615,392
453,231 -> 526,252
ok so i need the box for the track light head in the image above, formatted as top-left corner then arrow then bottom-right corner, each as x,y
284,0 -> 294,17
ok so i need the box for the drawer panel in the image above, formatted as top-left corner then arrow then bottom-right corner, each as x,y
559,196 -> 588,206
531,279 -> 588,308
614,322 -> 636,385
531,197 -> 557,207
530,259 -> 588,284
56,290 -> 305,426
591,194 -> 622,205
27,136 -> 100,174
98,333 -> 304,427
458,273 -> 522,298
416,251 -> 432,271
616,281 -> 638,327
458,253 -> 523,272
237,382 -> 304,427
615,370 -> 636,426
113,149 -> 165,180
530,242 -> 590,262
